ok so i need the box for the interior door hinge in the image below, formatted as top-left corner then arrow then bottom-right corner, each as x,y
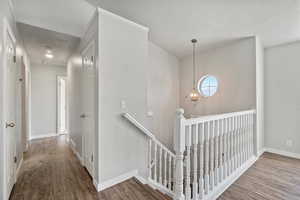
14,156 -> 17,163
13,55 -> 17,63
91,155 -> 93,162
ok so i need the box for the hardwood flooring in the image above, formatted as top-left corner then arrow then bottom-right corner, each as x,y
218,152 -> 300,200
9,136 -> 300,200
9,136 -> 171,200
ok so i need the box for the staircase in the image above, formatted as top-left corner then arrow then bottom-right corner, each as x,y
122,108 -> 257,200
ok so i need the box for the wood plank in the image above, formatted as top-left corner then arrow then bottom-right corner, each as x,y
218,152 -> 300,200
9,136 -> 171,200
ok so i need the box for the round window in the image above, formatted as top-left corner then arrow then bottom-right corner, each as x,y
198,75 -> 218,97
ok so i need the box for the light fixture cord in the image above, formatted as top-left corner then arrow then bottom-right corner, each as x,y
193,42 -> 196,89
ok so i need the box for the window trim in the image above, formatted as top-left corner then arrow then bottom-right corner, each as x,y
197,75 -> 218,97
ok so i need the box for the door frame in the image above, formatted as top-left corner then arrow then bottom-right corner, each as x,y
56,76 -> 68,135
80,40 -> 96,177
2,17 -> 17,200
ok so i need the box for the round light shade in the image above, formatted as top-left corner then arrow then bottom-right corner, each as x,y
189,88 -> 200,102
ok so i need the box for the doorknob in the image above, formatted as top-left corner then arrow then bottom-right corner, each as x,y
80,114 -> 86,118
5,122 -> 15,128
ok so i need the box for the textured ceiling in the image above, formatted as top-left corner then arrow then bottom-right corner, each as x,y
17,23 -> 80,66
87,0 -> 300,58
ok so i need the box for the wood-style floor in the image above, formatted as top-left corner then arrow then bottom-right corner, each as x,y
218,152 -> 300,200
9,136 -> 171,200
10,136 -> 300,200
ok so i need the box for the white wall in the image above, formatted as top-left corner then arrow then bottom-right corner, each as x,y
147,42 -> 179,149
179,38 -> 256,117
265,42 -> 300,155
31,64 -> 66,139
98,9 -> 149,183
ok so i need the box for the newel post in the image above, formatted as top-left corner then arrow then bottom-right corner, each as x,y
174,108 -> 185,200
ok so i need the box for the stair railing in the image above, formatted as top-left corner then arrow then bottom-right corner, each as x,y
174,108 -> 256,200
122,112 -> 176,195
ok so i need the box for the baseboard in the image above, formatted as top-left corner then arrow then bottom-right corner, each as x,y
258,148 -> 266,157
207,156 -> 258,200
16,156 -> 23,179
97,170 -> 138,191
69,139 -> 83,165
30,133 -> 57,140
265,148 -> 300,160
93,179 -> 100,191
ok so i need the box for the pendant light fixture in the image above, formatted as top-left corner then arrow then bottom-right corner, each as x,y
189,39 -> 200,102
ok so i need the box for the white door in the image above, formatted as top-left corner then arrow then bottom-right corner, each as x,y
81,42 -> 95,177
57,76 -> 67,134
4,26 -> 17,199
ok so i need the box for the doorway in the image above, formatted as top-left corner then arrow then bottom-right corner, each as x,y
81,41 -> 96,177
3,19 -> 17,200
57,76 -> 67,135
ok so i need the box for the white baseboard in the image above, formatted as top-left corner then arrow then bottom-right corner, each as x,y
16,156 -> 24,179
97,170 -> 138,191
30,133 -> 57,140
258,148 -> 266,157
265,148 -> 300,160
69,138 -> 83,165
207,156 -> 258,200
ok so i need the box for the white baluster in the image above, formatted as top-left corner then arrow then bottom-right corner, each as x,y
244,114 -> 247,162
192,124 -> 198,200
210,121 -> 215,190
159,146 -> 163,184
164,151 -> 167,186
234,116 -> 237,171
239,115 -> 242,165
231,117 -> 235,173
241,115 -> 247,164
174,108 -> 185,200
185,126 -> 191,200
204,122 -> 209,194
227,118 -> 231,175
172,157 -> 175,191
168,154 -> 172,189
244,114 -> 251,159
223,118 -> 228,179
154,143 -> 157,181
148,139 -> 152,179
250,113 -> 253,157
227,118 -> 231,176
219,119 -> 223,182
215,120 -> 219,186
199,123 -> 204,199
237,115 -> 241,167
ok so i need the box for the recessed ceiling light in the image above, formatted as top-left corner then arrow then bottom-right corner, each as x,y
45,53 -> 53,59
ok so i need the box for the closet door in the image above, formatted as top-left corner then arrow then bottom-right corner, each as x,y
81,42 -> 96,177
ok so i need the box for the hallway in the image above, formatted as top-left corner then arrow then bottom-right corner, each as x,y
10,136 -> 99,200
9,136 -> 172,200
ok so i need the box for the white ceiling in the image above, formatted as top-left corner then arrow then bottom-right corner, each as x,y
87,0 -> 300,58
14,0 -> 95,37
14,0 -> 300,58
18,23 -> 80,66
